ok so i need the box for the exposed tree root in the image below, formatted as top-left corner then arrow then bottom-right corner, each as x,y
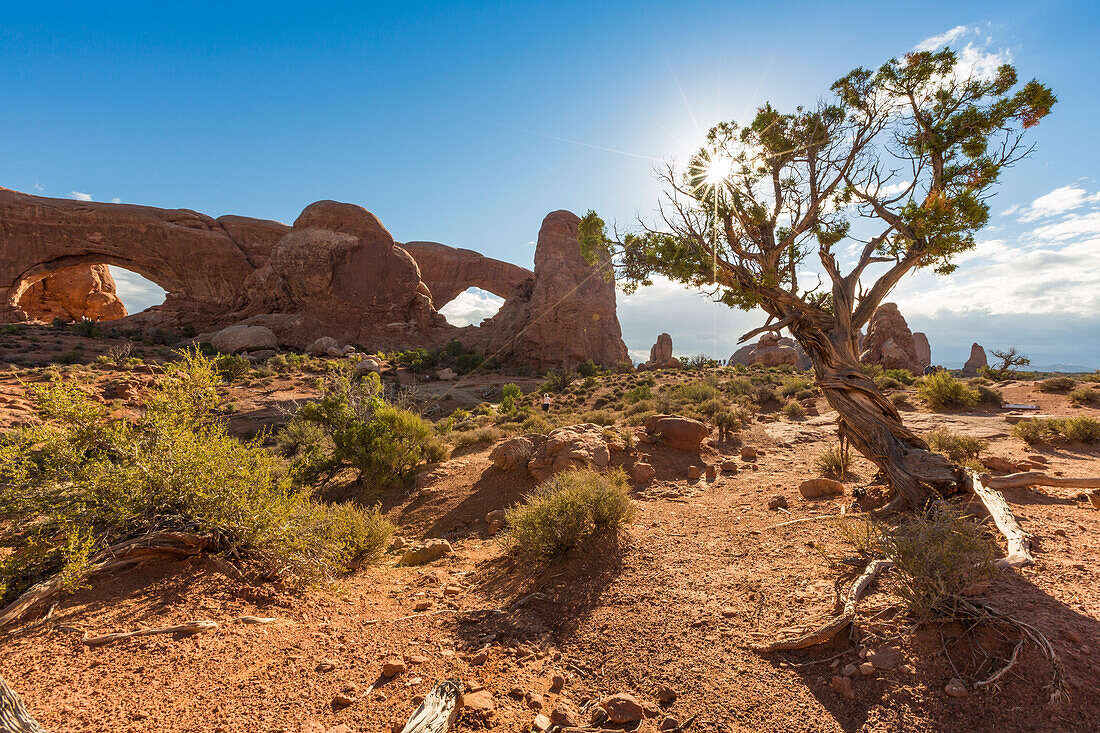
82,620 -> 219,647
399,679 -> 462,733
968,471 -> 1034,568
754,559 -> 893,652
0,532 -> 213,629
0,675 -> 46,733
985,471 -> 1100,491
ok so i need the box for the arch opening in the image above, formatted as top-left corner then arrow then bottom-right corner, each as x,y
15,264 -> 167,323
437,287 -> 504,327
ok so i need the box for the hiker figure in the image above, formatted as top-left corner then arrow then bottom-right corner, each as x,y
541,394 -> 551,413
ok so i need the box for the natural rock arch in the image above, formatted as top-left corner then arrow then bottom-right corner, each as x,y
399,241 -> 532,308
0,187 -> 287,323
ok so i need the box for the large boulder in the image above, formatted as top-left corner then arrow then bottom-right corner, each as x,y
527,425 -> 611,483
912,332 -> 932,370
307,336 -> 340,356
643,333 -> 678,369
489,435 -> 538,471
962,343 -> 988,376
470,211 -> 629,370
17,265 -> 127,322
728,333 -> 809,369
644,414 -> 709,450
210,324 -> 278,353
859,303 -> 923,374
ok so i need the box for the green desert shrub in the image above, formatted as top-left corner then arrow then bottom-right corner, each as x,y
1037,377 -> 1076,393
974,384 -> 1004,406
502,468 -> 635,560
1059,416 -> 1100,443
451,426 -> 504,448
1068,387 -> 1100,406
814,444 -> 851,479
889,392 -> 910,407
284,371 -> 448,488
1013,416 -> 1100,445
924,426 -> 986,465
917,371 -> 979,410
1012,418 -> 1057,445
214,354 -> 251,381
625,384 -> 652,403
580,410 -> 617,426
778,375 -> 814,398
841,503 -> 996,619
781,399 -> 807,419
500,383 -> 522,413
0,349 -> 391,604
576,359 -> 599,378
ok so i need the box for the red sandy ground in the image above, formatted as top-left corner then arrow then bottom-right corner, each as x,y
0,348 -> 1098,732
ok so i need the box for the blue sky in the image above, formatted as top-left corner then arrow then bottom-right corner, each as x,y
3,1 -> 1098,368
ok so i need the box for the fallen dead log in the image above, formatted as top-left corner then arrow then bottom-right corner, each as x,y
754,559 -> 893,652
0,675 -> 47,733
82,620 -> 218,647
399,679 -> 461,733
969,471 -> 1034,568
0,533 -> 212,629
985,471 -> 1100,491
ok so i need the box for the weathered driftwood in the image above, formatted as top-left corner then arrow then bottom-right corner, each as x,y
0,675 -> 46,733
969,471 -> 1034,568
754,559 -> 893,652
0,533 -> 211,629
82,620 -> 218,647
986,471 -> 1100,491
399,679 -> 461,733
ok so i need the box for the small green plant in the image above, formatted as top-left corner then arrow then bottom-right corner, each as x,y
502,468 -> 635,560
814,443 -> 851,479
521,414 -> 551,434
451,426 -> 504,448
1013,416 -> 1100,445
889,392 -> 910,407
625,384 -> 652,403
1059,416 -> 1100,443
781,399 -> 807,419
1012,418 -> 1056,444
214,354 -> 251,381
500,383 -> 522,413
1037,377 -> 1077,393
577,359 -> 598,378
1069,387 -> 1100,406
924,426 -> 986,465
917,371 -> 979,410
541,369 -> 577,393
974,384 -> 1004,406
71,321 -> 101,338
713,410 -> 742,441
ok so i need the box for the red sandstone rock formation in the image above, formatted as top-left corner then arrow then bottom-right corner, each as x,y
912,331 -> 932,369
16,265 -> 127,321
471,211 -> 629,370
0,187 -> 287,326
643,333 -> 679,369
963,343 -> 988,376
399,241 -> 531,307
859,302 -> 923,373
728,333 -> 810,369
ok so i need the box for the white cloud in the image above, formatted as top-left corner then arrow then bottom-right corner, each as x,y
915,25 -> 969,52
33,181 -> 44,192
111,197 -> 121,203
1016,185 -> 1100,222
437,287 -> 504,327
70,191 -> 92,201
107,267 -> 165,313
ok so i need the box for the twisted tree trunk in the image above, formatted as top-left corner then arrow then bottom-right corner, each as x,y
795,324 -> 960,511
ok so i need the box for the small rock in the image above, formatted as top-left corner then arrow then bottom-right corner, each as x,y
461,690 -> 496,718
325,726 -> 355,733
399,539 -> 453,566
414,600 -> 431,612
661,717 -> 680,731
705,464 -> 717,481
798,477 -> 845,499
437,368 -> 457,381
842,663 -> 858,677
686,465 -> 702,480
859,662 -> 875,676
390,536 -> 409,550
332,693 -> 356,707
550,703 -> 578,726
720,459 -> 739,473
1087,490 -> 1100,510
767,495 -> 788,510
381,657 -> 407,678
531,714 -> 552,732
469,649 -> 489,665
509,686 -> 525,699
831,675 -> 855,700
657,685 -> 677,703
631,462 -> 657,483
981,456 -> 1017,473
601,693 -> 645,723
740,446 -> 758,461
487,518 -> 503,535
527,692 -> 545,710
551,673 -> 566,690
307,336 -> 339,357
406,654 -> 429,665
945,678 -> 968,698
1053,528 -> 1067,537
589,707 -> 609,725
443,584 -> 462,596
315,658 -> 336,673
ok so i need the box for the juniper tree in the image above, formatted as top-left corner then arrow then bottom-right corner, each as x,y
581,47 -> 1055,510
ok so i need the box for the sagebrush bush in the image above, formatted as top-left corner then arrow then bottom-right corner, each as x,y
451,426 -> 504,448
500,383 -> 522,412
889,392 -> 910,407
284,371 -> 448,488
1013,416 -> 1100,444
214,354 -> 250,381
781,399 -> 807,419
0,349 -> 392,604
625,384 -> 652,403
814,444 -> 851,479
1068,387 -> 1100,405
502,468 -> 635,560
1037,376 -> 1076,393
1059,416 -> 1100,443
840,502 -> 996,619
974,384 -> 1004,406
924,426 -> 987,464
917,371 -> 979,410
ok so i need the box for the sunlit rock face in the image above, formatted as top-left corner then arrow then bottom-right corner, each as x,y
17,265 -> 127,322
859,302 -> 924,373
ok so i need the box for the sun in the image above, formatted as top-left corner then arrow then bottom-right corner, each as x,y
703,151 -> 732,187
